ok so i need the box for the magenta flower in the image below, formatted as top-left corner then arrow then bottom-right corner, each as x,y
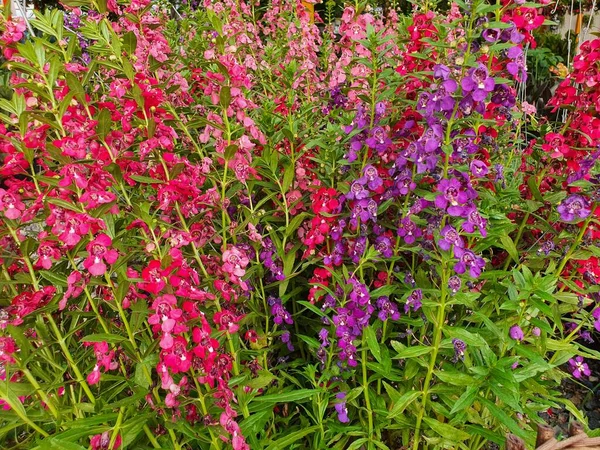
83,234 -> 119,276
569,356 -> 591,379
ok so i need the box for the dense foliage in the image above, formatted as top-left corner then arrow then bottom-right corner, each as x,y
1,0 -> 600,449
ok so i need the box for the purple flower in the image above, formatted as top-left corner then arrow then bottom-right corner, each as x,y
349,199 -> 377,228
461,64 -> 495,102
365,127 -> 392,153
557,195 -> 591,222
470,160 -> 489,178
376,296 -> 400,321
453,247 -> 485,278
433,64 -> 451,80
269,297 -> 293,325
397,217 -> 422,244
491,84 -> 516,108
405,289 -> 422,314
509,325 -> 524,341
482,28 -> 501,42
448,275 -> 462,294
346,180 -> 370,201
359,165 -> 383,191
452,338 -> 466,361
569,356 -> 591,379
375,235 -> 394,258
348,277 -> 370,306
394,168 -> 416,195
593,307 -> 600,332
462,206 -> 487,237
281,330 -> 294,351
435,179 -> 468,216
507,46 -> 527,82
438,225 -> 464,251
335,393 -> 350,423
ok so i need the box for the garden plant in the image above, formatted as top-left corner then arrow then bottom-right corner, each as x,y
1,0 -> 600,448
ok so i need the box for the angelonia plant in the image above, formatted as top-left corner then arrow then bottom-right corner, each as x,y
1,0 -> 600,448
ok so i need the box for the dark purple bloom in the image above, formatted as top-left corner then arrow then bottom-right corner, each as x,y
491,84 -> 516,108
438,225 -> 464,251
569,356 -> 591,379
461,64 -> 495,101
269,297 -> 293,325
453,247 -> 485,278
376,296 -> 400,321
435,179 -> 468,216
452,338 -> 466,361
509,325 -> 524,341
405,289 -> 422,313
335,392 -> 350,423
557,195 -> 591,222
349,199 -> 377,228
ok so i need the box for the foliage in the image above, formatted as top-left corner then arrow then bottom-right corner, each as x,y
0,0 -> 600,449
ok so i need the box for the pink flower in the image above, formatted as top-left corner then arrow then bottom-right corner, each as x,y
90,431 -> 121,450
222,246 -> 249,278
0,189 -> 25,220
83,234 -> 119,276
0,18 -> 26,44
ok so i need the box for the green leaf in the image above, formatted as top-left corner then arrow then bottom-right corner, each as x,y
449,385 -> 478,415
38,438 -> 87,450
65,73 -> 86,104
500,234 -> 519,264
81,334 -> 127,344
220,85 -> 231,108
392,344 -> 432,359
130,175 -> 164,184
434,370 -> 476,386
224,144 -> 238,161
96,108 -> 112,140
122,31 -> 137,54
387,390 -> 421,419
39,270 -> 68,287
479,398 -> 528,438
423,417 -> 471,441
252,389 -> 317,404
364,326 -> 382,364
265,425 -> 319,450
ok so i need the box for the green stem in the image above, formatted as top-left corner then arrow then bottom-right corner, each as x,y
412,263 -> 448,450
362,332 -> 374,442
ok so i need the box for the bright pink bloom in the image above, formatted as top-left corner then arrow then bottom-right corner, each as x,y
0,189 -> 25,220
83,234 -> 119,276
